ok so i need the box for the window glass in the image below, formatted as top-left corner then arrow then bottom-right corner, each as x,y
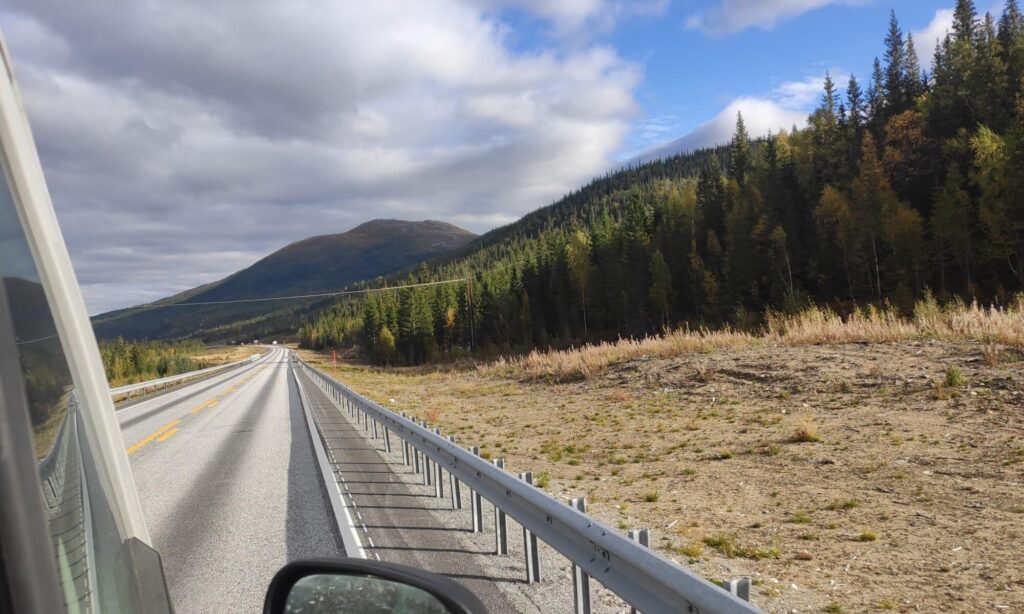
1,146 -> 143,612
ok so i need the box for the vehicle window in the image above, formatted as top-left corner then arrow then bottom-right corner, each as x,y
1,147 -> 136,613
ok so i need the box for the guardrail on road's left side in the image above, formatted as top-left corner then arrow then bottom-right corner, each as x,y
110,350 -> 265,403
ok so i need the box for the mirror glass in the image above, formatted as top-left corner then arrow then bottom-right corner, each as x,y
286,573 -> 451,614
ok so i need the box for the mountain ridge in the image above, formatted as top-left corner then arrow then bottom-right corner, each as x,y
92,219 -> 476,340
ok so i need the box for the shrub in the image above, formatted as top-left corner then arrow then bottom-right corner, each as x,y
944,365 -> 966,387
793,420 -> 822,443
826,498 -> 860,511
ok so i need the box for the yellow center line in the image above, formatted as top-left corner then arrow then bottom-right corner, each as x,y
126,419 -> 181,455
190,398 -> 218,414
127,365 -> 269,454
157,428 -> 178,442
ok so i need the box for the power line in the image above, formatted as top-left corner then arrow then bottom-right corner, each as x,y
129,277 -> 469,310
15,333 -> 59,346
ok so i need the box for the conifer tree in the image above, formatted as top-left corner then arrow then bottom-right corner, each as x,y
846,74 -> 864,133
867,57 -> 886,132
883,11 -> 907,114
729,112 -> 751,184
648,249 -> 672,329
930,165 -> 974,293
904,33 -> 926,104
953,0 -> 978,42
973,12 -> 1010,130
998,0 -> 1024,98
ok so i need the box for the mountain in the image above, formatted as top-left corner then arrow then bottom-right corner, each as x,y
92,220 -> 476,341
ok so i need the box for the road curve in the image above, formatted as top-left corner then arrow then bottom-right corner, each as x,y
118,348 -> 342,613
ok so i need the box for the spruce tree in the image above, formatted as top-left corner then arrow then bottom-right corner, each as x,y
974,12 -> 1010,130
846,74 -> 864,133
883,11 -> 906,114
729,112 -> 751,185
998,0 -> 1024,107
904,33 -> 926,104
867,57 -> 885,132
953,0 -> 978,43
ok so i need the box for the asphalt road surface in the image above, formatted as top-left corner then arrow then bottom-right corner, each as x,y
118,348 -> 342,613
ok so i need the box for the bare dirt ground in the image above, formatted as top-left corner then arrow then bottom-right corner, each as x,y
299,341 -> 1024,613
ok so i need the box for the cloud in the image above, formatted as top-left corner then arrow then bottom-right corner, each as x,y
631,71 -> 841,164
686,0 -> 868,36
773,70 -> 849,109
913,8 -> 954,55
482,0 -> 668,34
631,98 -> 807,164
0,1 -> 642,313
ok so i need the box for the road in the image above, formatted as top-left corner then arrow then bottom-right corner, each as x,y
117,348 -> 342,613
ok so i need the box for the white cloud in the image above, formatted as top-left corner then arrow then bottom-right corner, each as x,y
913,8 -> 954,56
631,98 -> 807,164
0,1 -> 642,313
773,70 -> 849,109
473,0 -> 668,35
631,71 -> 841,163
686,0 -> 869,36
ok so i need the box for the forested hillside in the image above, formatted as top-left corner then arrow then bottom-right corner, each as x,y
92,220 -> 475,341
299,0 -> 1024,365
99,338 -> 209,386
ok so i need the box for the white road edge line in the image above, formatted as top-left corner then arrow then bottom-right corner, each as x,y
291,355 -> 366,559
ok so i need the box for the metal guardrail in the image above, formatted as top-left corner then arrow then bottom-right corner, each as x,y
295,355 -> 762,614
37,392 -> 95,612
109,351 -> 263,399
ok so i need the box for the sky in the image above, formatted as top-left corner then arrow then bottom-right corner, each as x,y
0,0 -> 973,313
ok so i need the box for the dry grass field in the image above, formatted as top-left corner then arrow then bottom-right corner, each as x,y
298,299 -> 1024,613
191,344 -> 260,365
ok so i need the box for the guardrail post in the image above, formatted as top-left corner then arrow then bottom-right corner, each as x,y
372,419 -> 379,439
627,529 -> 651,614
720,578 -> 751,602
569,497 -> 591,614
470,447 -> 483,532
520,471 -> 541,583
383,427 -> 392,453
432,428 -> 444,498
448,436 -> 462,509
421,422 -> 432,486
493,458 -> 507,554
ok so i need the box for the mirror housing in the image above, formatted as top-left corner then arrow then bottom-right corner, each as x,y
263,558 -> 487,614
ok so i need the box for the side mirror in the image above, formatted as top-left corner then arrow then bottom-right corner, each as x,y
263,558 -> 488,614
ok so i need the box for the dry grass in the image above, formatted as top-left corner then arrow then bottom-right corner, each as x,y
424,406 -> 442,424
792,419 -> 822,443
481,295 -> 1024,383
296,333 -> 1024,613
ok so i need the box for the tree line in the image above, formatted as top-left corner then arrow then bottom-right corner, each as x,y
100,338 -> 208,386
299,0 -> 1024,365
